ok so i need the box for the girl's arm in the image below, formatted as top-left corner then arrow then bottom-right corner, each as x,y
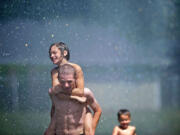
51,65 -> 84,97
69,63 -> 84,97
51,68 -> 61,92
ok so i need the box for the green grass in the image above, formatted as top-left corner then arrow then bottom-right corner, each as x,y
96,109 -> 180,135
0,111 -> 50,135
133,109 -> 180,135
0,110 -> 180,135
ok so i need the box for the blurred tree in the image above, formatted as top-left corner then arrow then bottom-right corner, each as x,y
0,0 -> 91,21
161,0 -> 180,108
168,0 -> 180,74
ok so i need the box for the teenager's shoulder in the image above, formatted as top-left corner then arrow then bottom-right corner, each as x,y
67,62 -> 82,72
51,66 -> 59,73
84,88 -> 91,94
84,88 -> 94,98
113,125 -> 121,131
68,62 -> 81,68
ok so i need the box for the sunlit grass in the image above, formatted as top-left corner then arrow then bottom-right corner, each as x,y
133,109 -> 180,135
0,110 -> 180,135
0,111 -> 50,135
96,109 -> 180,135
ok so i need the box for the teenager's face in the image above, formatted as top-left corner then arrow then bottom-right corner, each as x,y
50,46 -> 63,65
59,73 -> 76,91
119,114 -> 131,129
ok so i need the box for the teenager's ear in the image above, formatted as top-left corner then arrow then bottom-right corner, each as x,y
63,50 -> 68,57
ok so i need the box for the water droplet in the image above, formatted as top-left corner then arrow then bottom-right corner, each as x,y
2,52 -> 10,57
15,26 -> 20,30
138,8 -> 143,12
25,43 -> 28,47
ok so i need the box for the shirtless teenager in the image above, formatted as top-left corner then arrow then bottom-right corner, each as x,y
112,109 -> 136,135
48,42 -> 101,135
45,64 -> 101,135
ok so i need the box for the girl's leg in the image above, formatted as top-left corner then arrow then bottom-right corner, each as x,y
84,107 -> 93,135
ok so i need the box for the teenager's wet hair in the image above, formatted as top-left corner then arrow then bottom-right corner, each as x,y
49,42 -> 70,60
58,64 -> 76,80
117,109 -> 131,120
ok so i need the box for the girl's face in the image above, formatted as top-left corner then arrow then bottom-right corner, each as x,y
119,114 -> 131,129
50,46 -> 64,65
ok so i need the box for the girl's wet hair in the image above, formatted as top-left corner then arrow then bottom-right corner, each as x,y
49,42 -> 70,60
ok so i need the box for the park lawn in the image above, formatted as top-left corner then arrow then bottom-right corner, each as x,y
0,110 -> 180,135
97,109 -> 180,135
0,111 -> 50,135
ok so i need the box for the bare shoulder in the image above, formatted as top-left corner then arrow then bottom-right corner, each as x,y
84,88 -> 94,98
84,88 -> 96,104
129,126 -> 136,135
113,125 -> 120,131
68,62 -> 82,72
129,125 -> 136,131
84,88 -> 91,94
51,67 -> 58,75
112,126 -> 120,135
114,125 -> 120,129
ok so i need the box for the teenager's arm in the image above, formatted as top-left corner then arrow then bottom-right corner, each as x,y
86,89 -> 102,135
51,68 -> 64,93
44,88 -> 56,135
50,104 -> 55,118
48,88 -> 55,118
44,112 -> 56,135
